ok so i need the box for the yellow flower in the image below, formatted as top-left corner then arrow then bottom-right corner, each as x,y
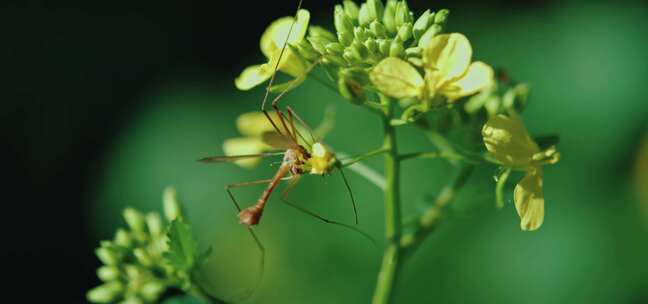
223,112 -> 280,168
235,9 -> 311,91
482,114 -> 559,231
370,33 -> 494,102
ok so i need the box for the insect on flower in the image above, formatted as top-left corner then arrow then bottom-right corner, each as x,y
197,0 -> 372,296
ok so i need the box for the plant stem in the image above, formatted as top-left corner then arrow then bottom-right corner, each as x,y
372,94 -> 402,304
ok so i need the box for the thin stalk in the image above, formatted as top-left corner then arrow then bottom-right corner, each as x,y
341,147 -> 390,167
372,94 -> 402,304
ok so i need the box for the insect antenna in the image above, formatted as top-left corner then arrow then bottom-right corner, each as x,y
336,162 -> 359,225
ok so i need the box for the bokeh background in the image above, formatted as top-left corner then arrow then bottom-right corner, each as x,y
4,0 -> 648,302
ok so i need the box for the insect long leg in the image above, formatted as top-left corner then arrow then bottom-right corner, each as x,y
336,163 -> 359,224
279,177 -> 375,244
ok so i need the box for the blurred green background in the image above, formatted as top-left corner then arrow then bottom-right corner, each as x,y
5,0 -> 647,302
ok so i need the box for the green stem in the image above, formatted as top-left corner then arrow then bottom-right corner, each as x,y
372,94 -> 402,304
400,165 -> 474,259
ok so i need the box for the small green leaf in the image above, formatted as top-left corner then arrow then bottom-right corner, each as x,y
164,219 -> 198,270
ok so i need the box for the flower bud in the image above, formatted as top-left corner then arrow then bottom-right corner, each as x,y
134,248 -> 154,267
145,213 -> 162,236
343,0 -> 360,21
382,0 -> 397,34
354,27 -> 369,42
123,207 -> 145,233
378,39 -> 391,56
434,9 -> 450,25
325,42 -> 345,55
412,9 -> 432,40
417,24 -> 441,48
397,23 -> 412,42
334,5 -> 354,37
366,0 -> 384,23
323,53 -> 347,67
309,26 -> 337,43
358,3 -> 373,26
405,46 -> 422,57
86,282 -> 123,303
140,281 -> 165,301
343,49 -> 356,64
122,297 -> 144,304
338,31 -> 354,47
369,21 -> 388,38
351,40 -> 370,61
113,228 -> 132,247
97,266 -> 120,282
163,187 -> 183,221
296,40 -> 320,61
389,38 -> 404,57
96,244 -> 120,265
364,38 -> 379,55
308,36 -> 328,54
394,1 -> 413,28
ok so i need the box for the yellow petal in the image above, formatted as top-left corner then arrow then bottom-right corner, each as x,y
441,61 -> 494,101
481,114 -> 540,168
222,137 -> 268,168
309,142 -> 334,175
268,48 -> 308,78
260,9 -> 310,59
514,170 -> 544,231
236,111 -> 281,137
423,33 -> 472,85
370,57 -> 424,99
234,64 -> 273,90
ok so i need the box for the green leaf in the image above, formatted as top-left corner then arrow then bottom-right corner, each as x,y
164,219 -> 198,271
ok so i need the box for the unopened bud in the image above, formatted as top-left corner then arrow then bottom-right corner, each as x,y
334,5 -> 354,37
358,3 -> 373,26
354,27 -> 369,42
133,248 -> 154,267
123,207 -> 145,233
325,42 -> 345,55
114,228 -> 132,247
309,26 -> 337,43
96,243 -> 120,265
343,0 -> 360,21
351,41 -> 369,61
296,40 -> 320,61
162,187 -> 183,221
140,281 -> 165,302
338,69 -> 368,104
323,54 -> 348,67
417,24 -> 441,48
382,0 -> 397,34
434,9 -> 450,25
394,1 -> 413,28
364,38 -> 379,54
412,9 -> 432,40
86,282 -> 123,303
405,46 -> 422,57
369,21 -> 388,38
389,38 -> 404,57
308,36 -> 328,54
97,266 -> 120,282
366,0 -> 384,23
338,31 -> 354,47
378,39 -> 391,56
397,23 -> 412,42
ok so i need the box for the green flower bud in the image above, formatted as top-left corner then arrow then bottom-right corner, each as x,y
163,187 -> 183,221
123,207 -> 146,233
309,26 -> 337,43
133,248 -> 153,267
397,23 -> 412,42
96,244 -> 120,265
334,5 -> 354,37
338,31 -> 354,46
378,39 -> 391,56
124,264 -> 143,281
140,281 -> 165,301
434,9 -> 450,25
364,38 -> 379,54
412,9 -> 432,40
366,0 -> 384,23
417,24 -> 441,48
308,36 -> 328,54
405,46 -> 422,57
351,40 -> 370,61
87,282 -> 123,303
338,69 -> 368,104
295,40 -> 320,61
97,266 -> 120,282
343,0 -> 360,21
114,229 -> 132,247
325,42 -> 345,55
358,3 -> 373,26
145,213 -> 162,236
369,21 -> 388,38
342,49 -> 356,64
354,27 -> 369,42
382,0 -> 397,34
389,38 -> 404,57
394,1 -> 413,28
407,57 -> 423,67
323,54 -> 348,67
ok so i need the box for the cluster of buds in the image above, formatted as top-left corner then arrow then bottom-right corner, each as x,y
87,188 -> 187,304
293,0 -> 449,103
